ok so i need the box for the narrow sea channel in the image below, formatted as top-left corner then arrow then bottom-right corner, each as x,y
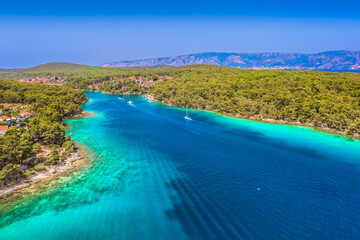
1,91 -> 360,240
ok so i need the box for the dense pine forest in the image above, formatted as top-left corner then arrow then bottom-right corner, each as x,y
0,80 -> 87,186
150,65 -> 360,135
1,63 -> 360,137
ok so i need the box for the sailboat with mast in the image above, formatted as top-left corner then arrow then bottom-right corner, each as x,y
184,106 -> 192,120
124,88 -> 133,105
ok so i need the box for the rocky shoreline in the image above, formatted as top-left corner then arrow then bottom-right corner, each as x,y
0,111 -> 94,204
0,148 -> 87,203
64,111 -> 95,119
216,112 -> 360,139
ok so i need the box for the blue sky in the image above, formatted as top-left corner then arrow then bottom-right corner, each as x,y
1,0 -> 360,68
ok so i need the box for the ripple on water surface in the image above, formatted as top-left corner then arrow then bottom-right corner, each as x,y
1,92 -> 360,240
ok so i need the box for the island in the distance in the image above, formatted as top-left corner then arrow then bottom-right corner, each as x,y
101,50 -> 360,71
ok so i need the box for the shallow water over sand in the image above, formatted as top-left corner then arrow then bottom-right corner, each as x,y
1,92 -> 360,240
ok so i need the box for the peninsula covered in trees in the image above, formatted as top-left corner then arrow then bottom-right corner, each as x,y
0,80 -> 87,187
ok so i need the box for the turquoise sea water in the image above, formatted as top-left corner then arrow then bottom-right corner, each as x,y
1,91 -> 360,240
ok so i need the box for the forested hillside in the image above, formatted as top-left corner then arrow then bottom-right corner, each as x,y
1,63 -> 360,136
0,62 -> 169,84
149,65 -> 360,136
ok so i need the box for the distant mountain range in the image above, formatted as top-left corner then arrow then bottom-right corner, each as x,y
101,51 -> 360,71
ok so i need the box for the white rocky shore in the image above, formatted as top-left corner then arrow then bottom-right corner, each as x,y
0,150 -> 85,201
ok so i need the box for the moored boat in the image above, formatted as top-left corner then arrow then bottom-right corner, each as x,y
184,108 -> 192,120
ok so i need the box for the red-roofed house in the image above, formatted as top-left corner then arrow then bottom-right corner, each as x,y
20,111 -> 31,118
0,115 -> 10,121
0,125 -> 8,135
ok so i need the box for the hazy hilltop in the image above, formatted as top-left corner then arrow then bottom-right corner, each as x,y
0,62 -> 112,79
21,62 -> 168,73
0,62 -> 171,79
22,62 -> 105,73
102,51 -> 360,71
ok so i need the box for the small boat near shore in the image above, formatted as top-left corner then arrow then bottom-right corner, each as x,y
184,108 -> 192,120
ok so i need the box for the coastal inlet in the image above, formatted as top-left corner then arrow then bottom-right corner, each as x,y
1,92 -> 360,240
